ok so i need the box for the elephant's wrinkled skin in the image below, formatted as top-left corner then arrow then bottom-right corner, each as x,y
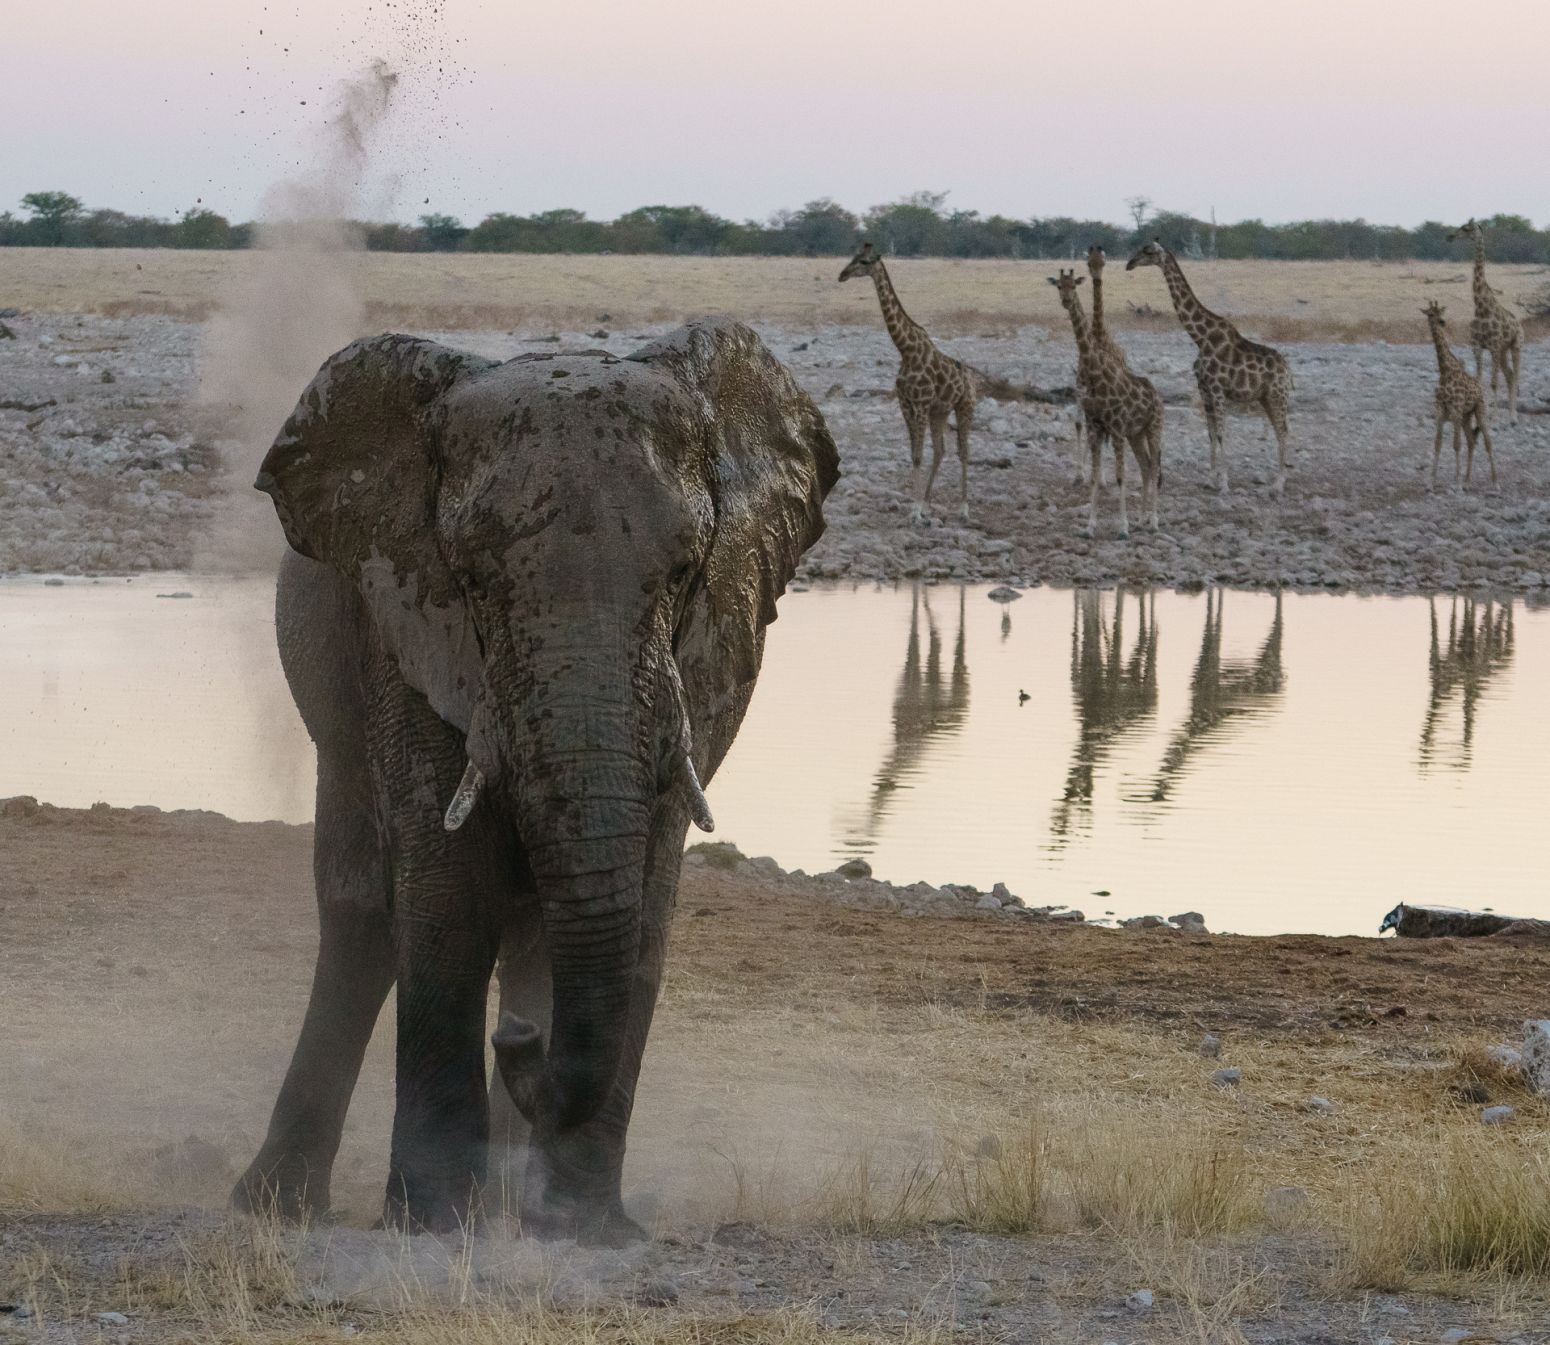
233,320 -> 838,1242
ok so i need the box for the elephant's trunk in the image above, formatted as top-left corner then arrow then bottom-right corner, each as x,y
491,670 -> 653,1137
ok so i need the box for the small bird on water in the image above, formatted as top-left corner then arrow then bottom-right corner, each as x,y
1018,689 -> 1030,704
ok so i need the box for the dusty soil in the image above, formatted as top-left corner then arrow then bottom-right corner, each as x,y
4,306 -> 1550,592
3,801 -> 1549,1342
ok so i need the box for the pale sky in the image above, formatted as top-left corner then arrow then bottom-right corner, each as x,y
7,0 -> 1549,229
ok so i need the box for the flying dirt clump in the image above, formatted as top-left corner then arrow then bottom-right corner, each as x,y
196,59 -> 400,572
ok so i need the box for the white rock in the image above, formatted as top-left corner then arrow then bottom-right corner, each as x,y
1125,1288 -> 1154,1313
1307,1095 -> 1335,1115
1481,1105 -> 1515,1125
1521,1020 -> 1550,1096
1439,1330 -> 1472,1343
1212,1068 -> 1242,1088
96,1312 -> 130,1325
975,895 -> 1002,910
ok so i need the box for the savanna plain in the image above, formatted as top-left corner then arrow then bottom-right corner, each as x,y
3,250 -> 1550,1343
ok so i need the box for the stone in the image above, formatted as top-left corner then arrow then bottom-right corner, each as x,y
1487,1044 -> 1523,1070
0,796 -> 39,819
1212,1068 -> 1242,1088
1379,903 -> 1528,938
1521,1020 -> 1550,1096
632,1277 -> 680,1307
748,855 -> 784,879
1481,1105 -> 1515,1125
991,881 -> 1023,907
1049,909 -> 1085,923
1439,1330 -> 1472,1343
836,857 -> 872,880
1307,1096 -> 1335,1115
961,1280 -> 994,1308
1199,1034 -> 1222,1058
986,586 -> 1022,602
96,1313 -> 130,1326
1122,914 -> 1168,929
1126,1288 -> 1154,1313
975,895 -> 1002,910
1170,911 -> 1208,933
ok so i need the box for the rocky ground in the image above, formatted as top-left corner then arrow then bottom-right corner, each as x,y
4,801 -> 1550,1342
4,309 -> 1550,591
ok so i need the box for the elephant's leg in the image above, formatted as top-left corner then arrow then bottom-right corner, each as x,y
374,687 -> 503,1233
485,912 -> 550,1215
504,814 -> 687,1247
233,751 -> 393,1221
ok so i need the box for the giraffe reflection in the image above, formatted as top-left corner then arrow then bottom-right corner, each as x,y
839,585 -> 970,854
1419,597 -> 1514,770
1049,588 -> 1159,843
1143,589 -> 1285,803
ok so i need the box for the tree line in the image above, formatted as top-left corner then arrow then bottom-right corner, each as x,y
5,189 -> 1549,263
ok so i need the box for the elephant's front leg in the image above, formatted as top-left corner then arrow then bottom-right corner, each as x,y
502,816 -> 686,1246
375,698 -> 503,1233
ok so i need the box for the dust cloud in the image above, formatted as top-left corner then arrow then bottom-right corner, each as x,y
196,59 -> 400,572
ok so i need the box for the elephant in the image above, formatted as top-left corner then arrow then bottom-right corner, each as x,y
232,318 -> 839,1243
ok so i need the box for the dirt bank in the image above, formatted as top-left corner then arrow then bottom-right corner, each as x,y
3,801 -> 1549,1340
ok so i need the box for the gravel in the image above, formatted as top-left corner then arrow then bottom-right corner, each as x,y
3,312 -> 1548,592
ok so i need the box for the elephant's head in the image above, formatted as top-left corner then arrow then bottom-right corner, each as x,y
257,319 -> 838,1136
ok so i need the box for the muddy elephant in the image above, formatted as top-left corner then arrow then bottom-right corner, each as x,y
233,319 -> 838,1242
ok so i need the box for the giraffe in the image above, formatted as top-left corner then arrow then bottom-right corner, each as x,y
1448,219 -> 1522,423
839,242 -> 976,522
1125,239 -> 1292,495
1422,300 -> 1496,490
1070,245 -> 1129,485
1048,269 -> 1162,537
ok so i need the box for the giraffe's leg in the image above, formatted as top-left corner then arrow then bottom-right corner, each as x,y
1431,412 -> 1445,491
1081,423 -> 1102,538
1114,435 -> 1129,539
1473,346 -> 1484,382
1146,420 -> 1163,531
1266,396 -> 1290,497
923,413 -> 948,511
1454,422 -> 1466,489
904,407 -> 926,523
1201,388 -> 1228,495
1509,345 -> 1521,425
1477,406 -> 1497,485
955,403 -> 973,522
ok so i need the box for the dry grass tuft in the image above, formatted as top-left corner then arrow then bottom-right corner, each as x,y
1336,1132 -> 1550,1288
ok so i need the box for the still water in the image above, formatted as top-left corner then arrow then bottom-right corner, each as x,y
0,575 -> 1541,936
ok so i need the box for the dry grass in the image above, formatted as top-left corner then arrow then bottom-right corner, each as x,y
4,248 -> 1547,342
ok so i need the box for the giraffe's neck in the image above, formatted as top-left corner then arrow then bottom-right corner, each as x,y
1158,250 -> 1227,348
870,262 -> 926,357
1090,268 -> 1109,348
1062,297 -> 1097,373
1470,234 -> 1494,311
1429,320 -> 1461,376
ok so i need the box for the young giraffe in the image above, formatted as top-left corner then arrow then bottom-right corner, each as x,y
1049,269 -> 1162,537
839,242 -> 976,522
1070,245 -> 1129,486
1125,239 -> 1292,495
1448,219 -> 1522,423
1422,300 -> 1496,490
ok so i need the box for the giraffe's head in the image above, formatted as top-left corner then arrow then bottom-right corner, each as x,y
838,242 -> 880,283
1422,300 -> 1448,329
1447,219 -> 1481,243
1125,239 -> 1166,271
1086,244 -> 1107,276
1047,269 -> 1086,310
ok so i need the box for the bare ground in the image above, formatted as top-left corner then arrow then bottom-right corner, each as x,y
3,801 -> 1550,1342
4,305 -> 1550,592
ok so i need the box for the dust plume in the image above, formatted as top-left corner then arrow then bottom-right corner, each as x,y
196,59 -> 401,572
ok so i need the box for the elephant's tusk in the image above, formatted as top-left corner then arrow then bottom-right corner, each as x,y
443,760 -> 485,832
682,753 -> 715,833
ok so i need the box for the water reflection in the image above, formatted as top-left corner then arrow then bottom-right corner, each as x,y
837,586 -> 969,855
1050,588 -> 1158,844
1419,596 -> 1514,770
1140,589 -> 1285,804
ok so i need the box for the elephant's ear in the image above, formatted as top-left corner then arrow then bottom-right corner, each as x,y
631,320 -> 839,767
256,333 -> 496,731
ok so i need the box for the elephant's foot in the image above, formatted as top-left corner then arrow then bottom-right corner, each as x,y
521,1194 -> 646,1248
231,1154 -> 331,1224
380,1165 -> 485,1235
